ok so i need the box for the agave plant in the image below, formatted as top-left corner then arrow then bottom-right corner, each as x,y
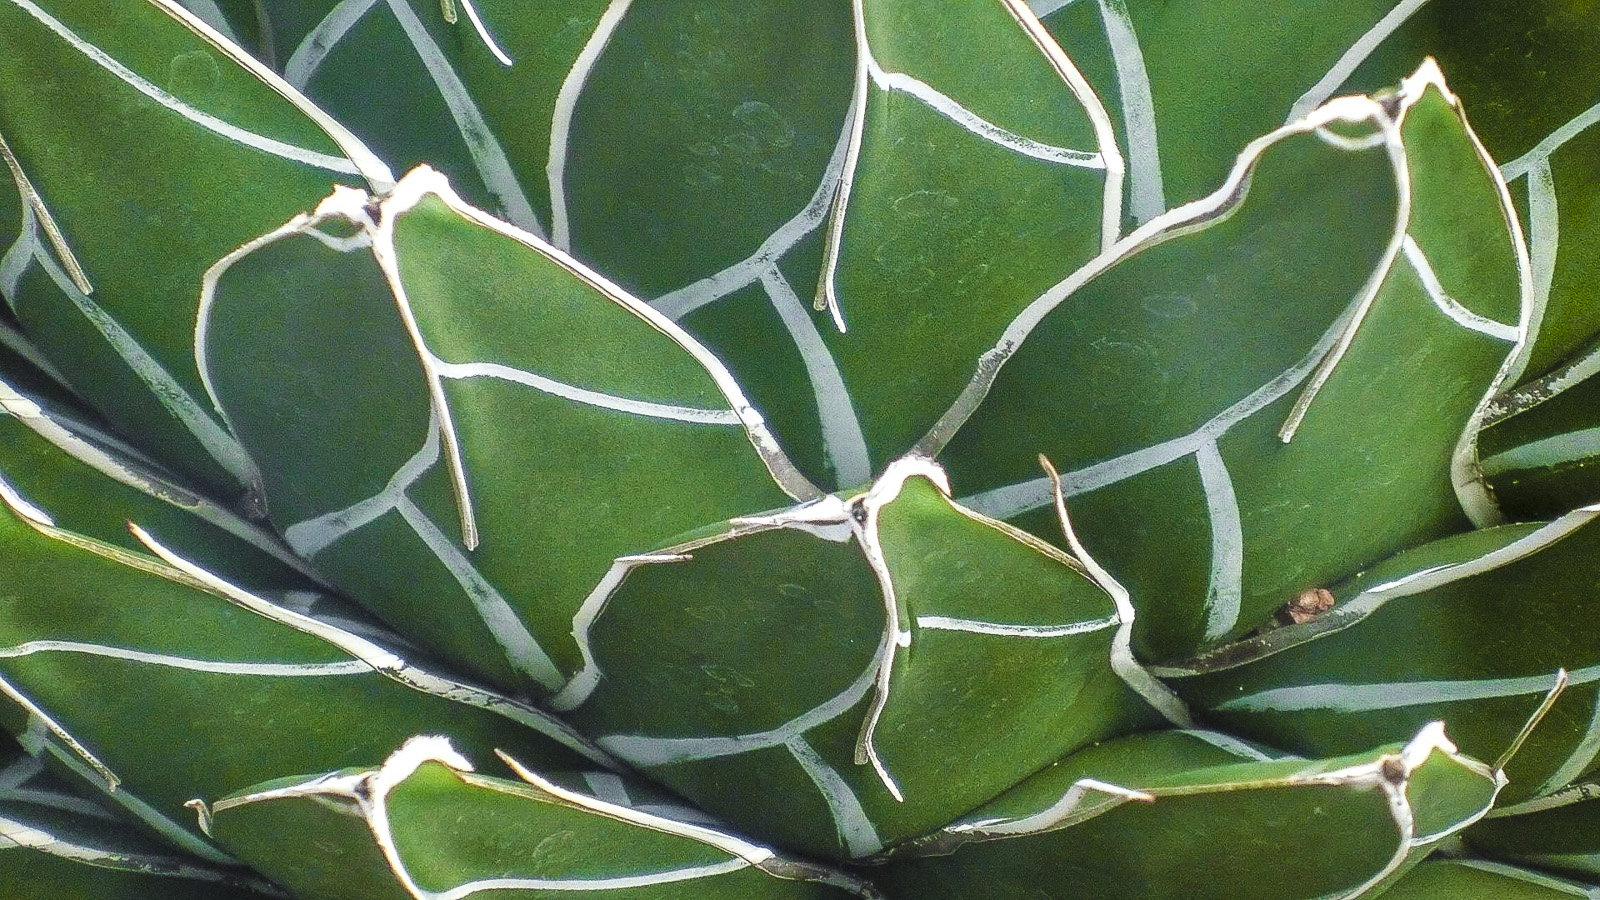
0,1 -> 1598,897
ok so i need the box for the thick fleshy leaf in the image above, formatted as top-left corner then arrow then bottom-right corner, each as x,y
874,724 -> 1500,900
199,168 -> 807,696
0,0 -> 388,495
1036,2 -> 1598,380
0,744 -> 278,899
1466,784 -> 1600,881
1330,3 -> 1600,382
929,67 -> 1522,661
553,457 -> 1172,859
1167,504 -> 1600,807
0,472 -> 606,864
0,366 -> 320,590
1478,341 -> 1600,520
1382,859 -> 1600,900
206,737 -> 881,900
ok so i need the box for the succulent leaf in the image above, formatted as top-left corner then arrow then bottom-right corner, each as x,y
0,473 -> 605,862
551,457 -> 1166,858
1466,784 -> 1600,881
875,723 -> 1500,900
930,64 -> 1523,662
1168,504 -> 1600,806
1381,859 -> 1600,900
199,168 -> 808,696
1479,341 -> 1600,520
0,0 -> 389,496
206,737 -> 881,900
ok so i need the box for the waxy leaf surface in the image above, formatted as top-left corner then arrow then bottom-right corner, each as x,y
0,475 -> 602,863
1170,506 -> 1600,807
932,69 -> 1521,661
876,725 -> 1499,900
557,460 -> 1161,859
208,737 -> 879,900
0,0 -> 386,495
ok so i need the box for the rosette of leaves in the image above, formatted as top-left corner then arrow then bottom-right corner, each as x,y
0,0 -> 1597,898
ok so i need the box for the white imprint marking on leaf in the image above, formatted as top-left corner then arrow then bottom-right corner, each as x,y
1288,0 -> 1433,122
431,358 -> 741,424
1038,458 -> 1194,727
920,94 -> 1398,458
760,267 -> 872,487
1482,427 -> 1600,475
1521,159 -> 1560,366
449,0 -> 513,67
0,641 -> 372,677
1534,690 -> 1600,798
550,553 -> 687,713
0,814 -> 243,881
1095,0 -> 1164,223
1502,101 -> 1600,182
1454,860 -> 1600,898
395,495 -> 564,691
914,614 -> 1119,637
19,207 -> 259,487
962,295 -> 1364,520
548,0 -> 633,251
381,0 -> 543,236
283,0 -> 379,88
600,663 -> 877,766
788,736 -> 884,857
132,527 -> 616,768
950,778 -> 1149,837
284,423 -> 440,558
1195,439 -> 1244,641
7,0 -> 359,174
652,120 -> 852,321
1179,729 -> 1287,761
1218,667 -> 1600,713
867,64 -> 1103,168
1402,235 -> 1519,341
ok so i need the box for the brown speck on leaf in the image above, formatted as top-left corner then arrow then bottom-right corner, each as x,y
1283,587 -> 1336,625
1380,756 -> 1407,784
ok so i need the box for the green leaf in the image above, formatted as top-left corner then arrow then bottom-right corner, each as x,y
173,0 -> 268,62
874,724 -> 1500,900
0,367 -> 323,591
1331,4 -> 1600,383
1166,504 -> 1600,807
0,743 -> 278,899
1465,784 -> 1600,881
0,0 -> 388,495
206,737 -> 882,900
929,66 -> 1522,662
198,168 -> 811,697
555,458 -> 1172,859
1381,859 -> 1600,900
0,472 -> 607,863
1478,340 -> 1600,520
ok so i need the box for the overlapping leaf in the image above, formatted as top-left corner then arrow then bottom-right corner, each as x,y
929,66 -> 1523,661
1479,341 -> 1600,520
874,724 -> 1500,900
1036,0 -> 1600,382
199,168 -> 807,696
1466,784 -> 1600,881
0,742 -> 278,899
1167,505 -> 1600,807
0,0 -> 387,495
205,737 -> 881,900
0,472 -> 605,863
1381,859 -> 1600,900
553,457 -> 1171,859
